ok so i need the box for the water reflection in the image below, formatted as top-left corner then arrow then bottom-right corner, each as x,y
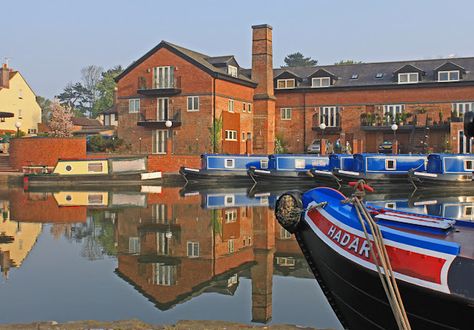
1,184 -> 472,327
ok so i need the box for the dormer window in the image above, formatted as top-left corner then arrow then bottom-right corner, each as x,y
438,70 -> 460,82
277,79 -> 295,89
398,72 -> 419,84
375,73 -> 384,79
351,74 -> 359,79
227,65 -> 238,77
312,77 -> 331,88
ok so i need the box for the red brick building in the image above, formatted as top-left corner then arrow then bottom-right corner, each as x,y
116,24 -> 474,155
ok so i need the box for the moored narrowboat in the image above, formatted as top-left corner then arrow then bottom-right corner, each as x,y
275,187 -> 474,329
334,153 -> 426,185
248,154 -> 329,184
179,154 -> 268,184
309,154 -> 353,186
409,153 -> 474,190
24,157 -> 162,188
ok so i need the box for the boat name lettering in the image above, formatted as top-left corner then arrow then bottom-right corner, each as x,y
327,225 -> 370,258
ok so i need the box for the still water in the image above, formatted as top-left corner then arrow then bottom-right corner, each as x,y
0,185 -> 472,328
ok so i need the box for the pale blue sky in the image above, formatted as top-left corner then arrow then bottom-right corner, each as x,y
3,0 -> 474,98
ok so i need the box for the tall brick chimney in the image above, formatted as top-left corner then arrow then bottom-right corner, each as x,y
0,63 -> 9,89
251,24 -> 276,154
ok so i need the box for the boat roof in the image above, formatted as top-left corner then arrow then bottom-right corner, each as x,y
270,154 -> 328,158
428,153 -> 474,159
201,154 -> 268,158
354,153 -> 427,159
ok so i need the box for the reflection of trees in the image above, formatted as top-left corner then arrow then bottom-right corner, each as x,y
51,211 -> 117,261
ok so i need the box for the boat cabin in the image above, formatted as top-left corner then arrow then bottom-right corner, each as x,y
205,192 -> 272,209
328,154 -> 354,171
52,157 -> 147,175
201,154 -> 269,171
268,154 -> 329,172
426,154 -> 474,174
352,154 -> 427,174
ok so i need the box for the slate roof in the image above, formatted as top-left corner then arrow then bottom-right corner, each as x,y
115,41 -> 256,87
101,105 -> 118,115
72,117 -> 102,127
271,57 -> 474,89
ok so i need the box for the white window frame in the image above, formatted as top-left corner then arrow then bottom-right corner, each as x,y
398,72 -> 419,84
153,129 -> 168,154
187,241 -> 200,258
295,159 -> 305,169
260,159 -> 268,169
438,70 -> 460,82
242,103 -> 246,113
228,239 -> 235,253
452,102 -> 474,117
228,99 -> 234,112
281,108 -> 292,120
248,103 -> 252,113
224,130 -> 237,141
224,194 -> 235,206
385,159 -> 396,170
129,99 -> 140,113
385,202 -> 396,209
228,65 -> 238,77
279,227 -> 292,239
153,66 -> 174,88
129,237 -> 140,254
383,104 -> 404,119
276,79 -> 295,89
312,77 -> 331,88
463,205 -> 473,217
319,106 -> 339,127
225,209 -> 238,223
276,257 -> 296,266
187,96 -> 199,112
464,160 -> 474,171
224,158 -> 235,168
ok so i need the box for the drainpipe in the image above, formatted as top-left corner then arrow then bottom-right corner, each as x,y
212,78 -> 216,153
303,92 -> 306,152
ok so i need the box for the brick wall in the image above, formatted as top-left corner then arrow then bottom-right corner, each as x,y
9,137 -> 86,170
147,152 -> 200,173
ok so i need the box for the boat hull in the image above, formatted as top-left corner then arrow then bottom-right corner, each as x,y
296,219 -> 474,329
334,169 -> 411,186
179,167 -> 253,184
247,168 -> 313,184
409,171 -> 474,190
25,173 -> 162,187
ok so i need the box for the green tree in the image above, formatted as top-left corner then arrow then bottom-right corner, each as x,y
209,115 -> 222,153
36,96 -> 52,123
92,66 -> 123,118
283,52 -> 317,67
57,82 -> 91,117
334,60 -> 363,65
274,135 -> 288,154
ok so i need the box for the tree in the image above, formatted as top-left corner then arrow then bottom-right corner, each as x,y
36,96 -> 52,123
334,60 -> 363,65
81,65 -> 103,117
283,52 -> 317,67
49,99 -> 74,137
209,115 -> 222,152
92,66 -> 123,118
57,82 -> 91,116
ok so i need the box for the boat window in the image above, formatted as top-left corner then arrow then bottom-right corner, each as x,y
464,160 -> 474,171
260,159 -> 269,169
295,159 -> 306,169
224,195 -> 235,206
224,159 -> 235,168
464,206 -> 473,217
385,159 -> 396,170
88,194 -> 104,205
65,165 -> 73,172
88,162 -> 103,173
385,202 -> 396,209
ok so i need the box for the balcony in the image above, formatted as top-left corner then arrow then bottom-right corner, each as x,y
312,113 -> 341,133
360,111 -> 452,132
137,107 -> 182,129
137,76 -> 182,96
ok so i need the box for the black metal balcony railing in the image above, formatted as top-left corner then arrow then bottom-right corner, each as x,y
137,107 -> 182,128
137,76 -> 182,96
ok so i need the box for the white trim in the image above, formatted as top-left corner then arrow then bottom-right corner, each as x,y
129,99 -> 140,113
414,171 -> 437,178
339,170 -> 360,176
385,159 -> 396,171
397,72 -> 419,84
438,70 -> 460,82
276,79 -> 296,89
312,77 -> 331,88
224,159 -> 235,168
187,96 -> 199,112
280,108 -> 292,120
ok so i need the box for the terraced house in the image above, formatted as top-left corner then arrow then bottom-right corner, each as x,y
116,24 -> 474,155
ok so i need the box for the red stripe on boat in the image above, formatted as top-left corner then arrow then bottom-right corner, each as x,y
307,209 -> 446,284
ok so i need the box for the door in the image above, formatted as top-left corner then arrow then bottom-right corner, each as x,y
459,130 -> 473,154
153,129 -> 168,154
157,98 -> 169,121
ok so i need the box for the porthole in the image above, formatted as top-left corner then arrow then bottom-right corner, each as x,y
65,165 -> 72,172
65,195 -> 72,201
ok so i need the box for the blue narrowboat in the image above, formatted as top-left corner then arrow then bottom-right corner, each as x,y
247,154 -> 329,183
333,153 -> 427,185
309,154 -> 354,186
409,153 -> 474,190
179,154 -> 269,184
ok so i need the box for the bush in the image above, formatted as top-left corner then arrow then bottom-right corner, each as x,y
87,135 -> 124,152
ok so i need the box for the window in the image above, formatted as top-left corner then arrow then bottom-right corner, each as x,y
375,73 -> 384,79
153,66 -> 174,88
129,99 -> 140,113
187,241 -> 200,257
153,129 -> 168,154
157,98 -> 169,121
242,132 -> 246,140
464,160 -> 474,171
277,79 -> 295,89
351,74 -> 359,79
281,108 -> 292,120
247,132 -> 252,140
27,129 -> 37,134
383,104 -> 404,119
398,73 -> 419,84
153,263 -> 176,286
260,159 -> 268,169
129,237 -> 140,254
228,99 -> 234,112
319,106 -> 339,127
187,96 -> 199,111
228,65 -> 238,77
276,257 -> 296,266
18,89 -> 23,99
452,102 -> 474,116
228,239 -> 235,253
280,227 -> 292,239
224,195 -> 235,206
224,130 -> 237,141
224,158 -> 235,168
225,209 -> 238,223
88,163 -> 103,173
152,204 -> 168,223
18,109 -> 22,119
65,165 -> 73,172
438,70 -> 460,82
248,104 -> 252,113
385,159 -> 396,170
385,202 -> 396,209
312,77 -> 331,88
295,159 -> 306,169
242,103 -> 246,113
464,206 -> 473,217
88,194 -> 104,205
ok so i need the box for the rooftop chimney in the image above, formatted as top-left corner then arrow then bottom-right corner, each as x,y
0,63 -> 9,89
251,24 -> 275,154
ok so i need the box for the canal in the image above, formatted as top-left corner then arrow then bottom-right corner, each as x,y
0,185 -> 471,328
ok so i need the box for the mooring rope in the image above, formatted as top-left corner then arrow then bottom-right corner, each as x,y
347,181 -> 412,330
